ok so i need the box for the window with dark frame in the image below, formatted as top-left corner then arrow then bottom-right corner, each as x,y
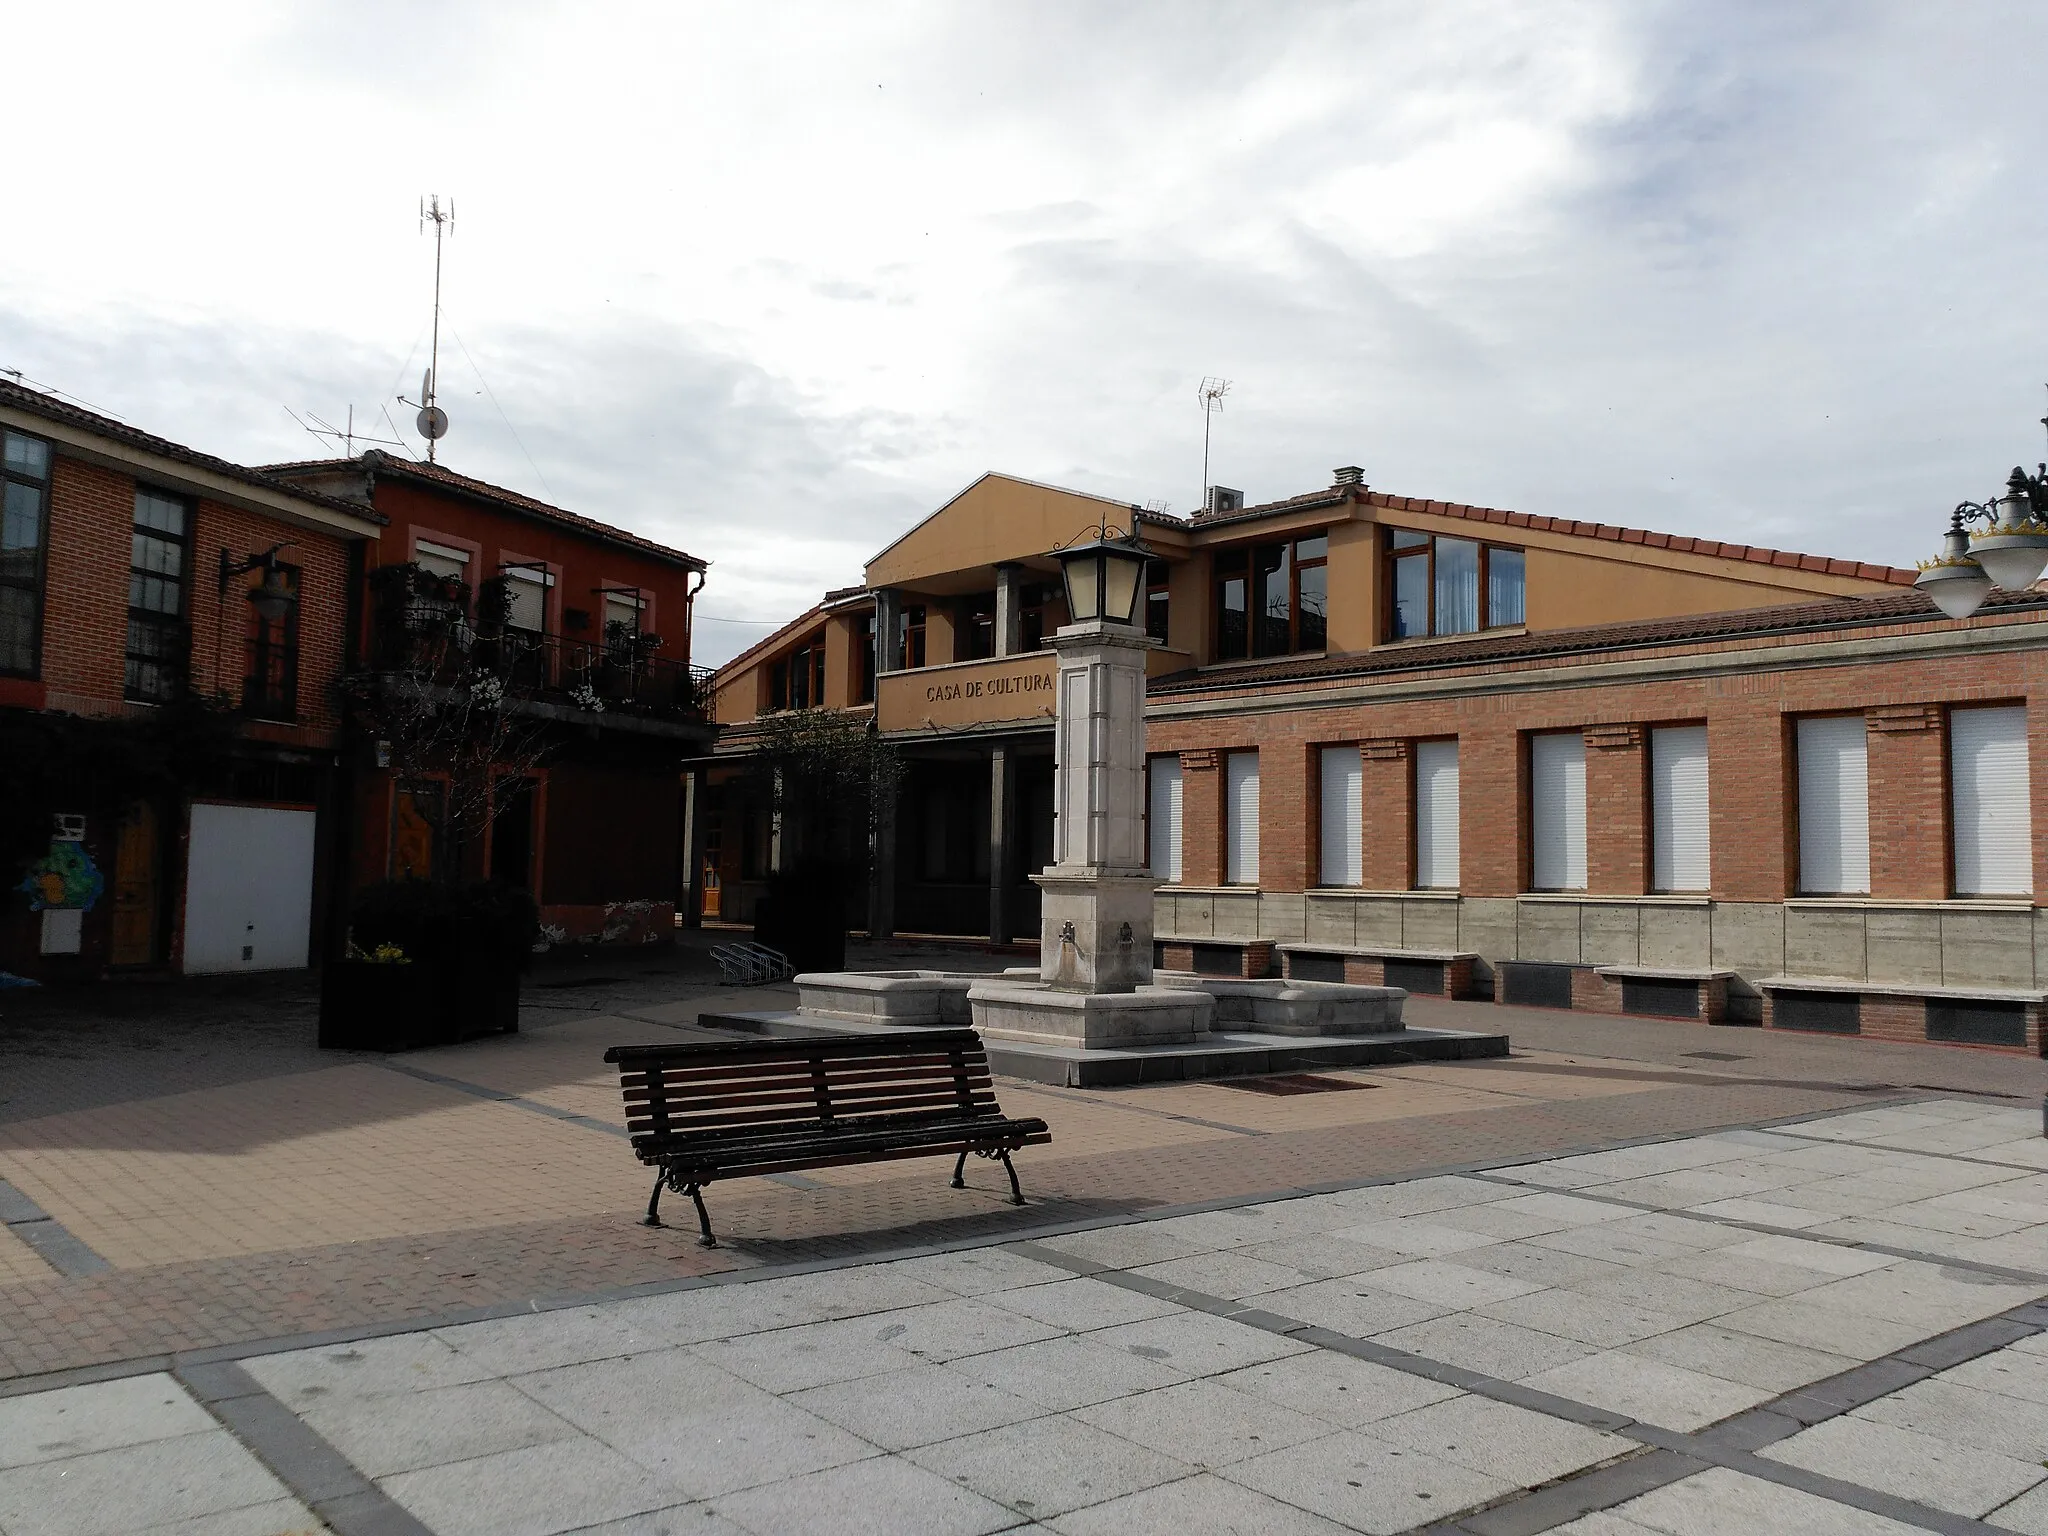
898,603 -> 927,669
1213,532 -> 1328,660
960,592 -> 997,660
242,563 -> 300,720
1385,529 -> 1525,640
0,430 -> 50,676
771,633 -> 828,710
126,487 -> 189,703
856,611 -> 877,703
1145,559 -> 1171,643
1019,583 -> 1062,650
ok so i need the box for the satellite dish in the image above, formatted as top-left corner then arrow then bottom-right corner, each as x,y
417,405 -> 450,440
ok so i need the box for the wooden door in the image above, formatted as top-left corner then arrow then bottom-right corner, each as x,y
110,802 -> 160,967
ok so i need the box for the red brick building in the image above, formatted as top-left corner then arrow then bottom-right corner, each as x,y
266,452 -> 713,945
0,380 -> 382,979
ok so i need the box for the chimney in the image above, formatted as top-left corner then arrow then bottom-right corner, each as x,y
1333,465 -> 1365,488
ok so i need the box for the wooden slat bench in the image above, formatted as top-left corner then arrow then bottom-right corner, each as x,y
602,1029 -> 1052,1247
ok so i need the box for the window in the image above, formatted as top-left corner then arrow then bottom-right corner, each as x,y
1951,705 -> 2031,896
1415,739 -> 1460,889
1,430 -> 50,675
1225,750 -> 1260,884
1796,715 -> 1870,895
773,635 -> 826,710
1318,745 -> 1362,886
856,611 -> 877,703
897,603 -> 926,669
1651,725 -> 1710,892
1145,560 -> 1171,644
1529,731 -> 1587,890
501,564 -> 551,633
1386,530 -> 1524,639
1019,584 -> 1061,649
1214,533 -> 1328,660
1148,754 -> 1183,882
243,563 -> 300,721
126,488 -> 189,703
414,539 -> 470,584
602,588 -> 645,646
959,592 -> 996,661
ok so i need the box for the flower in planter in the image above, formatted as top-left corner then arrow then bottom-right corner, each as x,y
568,683 -> 605,714
346,939 -> 412,964
468,672 -> 507,710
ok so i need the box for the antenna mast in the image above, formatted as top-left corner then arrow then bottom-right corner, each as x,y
1198,376 -> 1231,502
414,195 -> 454,462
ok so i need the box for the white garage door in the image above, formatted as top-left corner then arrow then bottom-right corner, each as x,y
182,803 -> 317,973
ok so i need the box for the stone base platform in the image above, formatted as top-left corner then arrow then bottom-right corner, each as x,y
1148,972 -> 1406,1036
696,1009 -> 1510,1087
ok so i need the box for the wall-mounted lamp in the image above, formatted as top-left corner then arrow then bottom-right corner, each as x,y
220,544 -> 297,622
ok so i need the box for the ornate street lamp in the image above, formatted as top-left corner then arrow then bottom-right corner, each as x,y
1916,459 -> 2048,622
1053,522 -> 1149,627
219,544 -> 297,622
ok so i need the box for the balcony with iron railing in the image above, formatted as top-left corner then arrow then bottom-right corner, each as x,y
358,569 -> 713,731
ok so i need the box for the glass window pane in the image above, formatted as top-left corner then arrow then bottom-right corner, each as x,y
1253,543 -> 1290,656
1390,528 -> 1428,550
0,585 -> 36,671
3,433 -> 49,479
1297,563 -> 1327,651
1392,552 -> 1428,638
134,490 -> 184,535
1488,548 -> 1525,627
1217,575 -> 1247,659
4,481 -> 41,553
1294,534 -> 1327,561
1434,538 -> 1480,635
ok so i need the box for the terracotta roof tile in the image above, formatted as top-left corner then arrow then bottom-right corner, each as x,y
0,380 -> 385,525
263,450 -> 704,569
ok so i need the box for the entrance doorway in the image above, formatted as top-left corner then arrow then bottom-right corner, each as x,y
110,801 -> 161,967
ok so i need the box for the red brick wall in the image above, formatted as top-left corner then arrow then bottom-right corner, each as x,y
1265,738 -> 1312,894
39,455 -> 352,743
1145,639 -> 2048,908
1180,749 -> 1223,886
1585,724 -> 1647,895
1361,740 -> 1410,889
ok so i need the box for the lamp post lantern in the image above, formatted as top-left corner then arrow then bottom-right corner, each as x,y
1915,439 -> 2048,622
1055,527 -> 1149,628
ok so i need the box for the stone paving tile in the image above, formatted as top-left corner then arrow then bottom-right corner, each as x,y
1520,1349 -> 1775,1430
981,1277 -> 1184,1332
1127,1250 -> 1316,1300
378,1433 -> 692,1536
690,1315 -> 922,1394
1617,1320 -> 1857,1393
894,1248 -> 1075,1297
1373,1311 -> 1600,1380
1329,1217 -> 1503,1257
1452,1239 -> 1631,1290
296,1376 -> 584,1478
1712,1297 -> 1937,1361
1857,1372 -> 2048,1462
788,1362 -> 1049,1451
1364,1257 -> 1546,1309
1071,1378 -> 1335,1468
1475,1287 -> 1695,1348
1223,1427 -> 1516,1534
1370,1392 -> 1633,1486
1250,1277 -> 1453,1337
1944,1343 -> 2048,1407
0,1371 -> 215,1469
1562,1466 -> 1928,1535
1235,1233 -> 1407,1280
1760,1415 -> 2048,1518
1046,1471 -> 1359,1536
712,1453 -> 1021,1536
1992,1480 -> 2048,1535
951,1333 -> 1190,1411
0,1429 -> 302,1536
1210,1351 -> 1464,1427
131,1498 -> 335,1536
904,1412 -> 1194,1520
862,1297 -> 1066,1364
1088,1311 -> 1312,1377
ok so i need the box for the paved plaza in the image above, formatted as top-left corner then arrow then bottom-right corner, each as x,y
5,944 -> 2048,1532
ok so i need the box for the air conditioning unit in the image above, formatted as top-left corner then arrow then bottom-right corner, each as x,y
1206,485 -> 1244,515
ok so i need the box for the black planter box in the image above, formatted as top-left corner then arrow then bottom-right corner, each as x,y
319,957 -> 520,1051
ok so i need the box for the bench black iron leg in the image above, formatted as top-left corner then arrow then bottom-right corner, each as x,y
643,1167 -> 667,1227
1000,1150 -> 1024,1206
686,1183 -> 717,1248
951,1150 -> 968,1189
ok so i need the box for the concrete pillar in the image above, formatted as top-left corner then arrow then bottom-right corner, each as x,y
989,743 -> 1015,943
994,563 -> 1024,658
868,784 -> 897,939
873,587 -> 902,675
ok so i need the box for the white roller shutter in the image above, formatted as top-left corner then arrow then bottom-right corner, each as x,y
1530,732 -> 1587,890
1319,745 -> 1362,886
1149,755 -> 1184,883
1797,714 -> 1870,894
1952,705 -> 2031,896
1414,739 -> 1460,889
1651,725 -> 1710,892
1226,751 -> 1260,885
182,803 -> 317,973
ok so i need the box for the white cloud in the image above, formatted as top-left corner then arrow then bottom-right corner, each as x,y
5,1 -> 2046,662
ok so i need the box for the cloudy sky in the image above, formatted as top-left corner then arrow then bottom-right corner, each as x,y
5,2 -> 2046,663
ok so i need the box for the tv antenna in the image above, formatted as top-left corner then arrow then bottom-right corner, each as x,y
398,195 -> 454,461
284,404 -> 404,458
1198,376 -> 1231,499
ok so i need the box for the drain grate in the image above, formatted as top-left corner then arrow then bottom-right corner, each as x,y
1217,1073 -> 1375,1095
1680,1050 -> 1748,1062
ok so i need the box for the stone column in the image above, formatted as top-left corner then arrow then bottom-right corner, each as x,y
868,781 -> 897,939
994,563 -> 1024,658
988,742 -> 1015,944
1033,619 -> 1158,991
